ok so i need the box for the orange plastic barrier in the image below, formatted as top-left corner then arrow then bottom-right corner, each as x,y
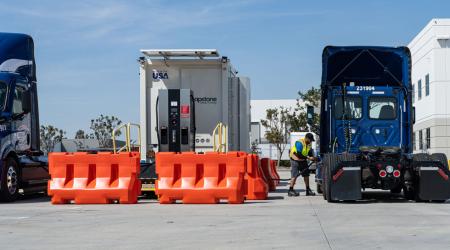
48,152 -> 141,204
243,154 -> 268,200
260,158 -> 277,191
270,160 -> 281,186
156,152 -> 246,204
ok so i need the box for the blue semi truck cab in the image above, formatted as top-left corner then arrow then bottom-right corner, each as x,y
0,33 -> 49,201
316,46 -> 450,202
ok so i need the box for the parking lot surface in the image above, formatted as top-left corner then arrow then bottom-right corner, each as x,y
1,169 -> 450,250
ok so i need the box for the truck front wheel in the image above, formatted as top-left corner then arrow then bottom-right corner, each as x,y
0,158 -> 20,202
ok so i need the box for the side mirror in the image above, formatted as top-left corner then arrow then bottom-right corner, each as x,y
22,90 -> 32,113
307,105 -> 315,125
412,106 -> 416,124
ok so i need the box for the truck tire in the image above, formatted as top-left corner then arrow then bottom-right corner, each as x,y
324,153 -> 358,202
316,183 -> 323,194
431,153 -> 449,170
324,153 -> 339,202
322,155 -> 329,200
426,153 -> 448,203
0,158 -> 20,202
413,153 -> 431,161
409,154 -> 432,201
339,153 -> 357,162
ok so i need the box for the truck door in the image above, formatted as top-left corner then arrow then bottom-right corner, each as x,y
12,78 -> 49,182
0,81 -> 11,156
11,80 -> 31,152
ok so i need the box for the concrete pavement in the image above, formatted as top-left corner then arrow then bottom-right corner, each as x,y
1,169 -> 450,249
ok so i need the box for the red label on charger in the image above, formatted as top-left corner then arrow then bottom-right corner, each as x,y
181,105 -> 190,114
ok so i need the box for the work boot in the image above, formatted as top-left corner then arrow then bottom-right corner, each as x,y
305,187 -> 316,196
288,189 -> 300,197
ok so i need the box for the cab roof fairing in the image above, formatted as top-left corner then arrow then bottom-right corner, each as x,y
0,32 -> 36,82
320,46 -> 412,90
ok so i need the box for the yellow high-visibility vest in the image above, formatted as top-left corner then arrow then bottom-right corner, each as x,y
290,138 -> 311,159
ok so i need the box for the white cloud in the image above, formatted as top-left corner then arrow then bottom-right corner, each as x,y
0,0 -> 333,45
0,0 -> 335,135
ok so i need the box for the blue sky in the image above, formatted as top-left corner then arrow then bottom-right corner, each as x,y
0,0 -> 448,137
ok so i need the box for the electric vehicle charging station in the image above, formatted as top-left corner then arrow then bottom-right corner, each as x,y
139,49 -> 251,161
156,89 -> 196,152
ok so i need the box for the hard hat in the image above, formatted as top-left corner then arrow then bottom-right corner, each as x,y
305,133 -> 315,142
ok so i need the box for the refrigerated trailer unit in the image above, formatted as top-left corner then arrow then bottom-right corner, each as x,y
139,49 -> 250,161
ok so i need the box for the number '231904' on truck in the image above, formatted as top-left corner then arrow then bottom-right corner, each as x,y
315,46 -> 450,202
0,33 -> 49,202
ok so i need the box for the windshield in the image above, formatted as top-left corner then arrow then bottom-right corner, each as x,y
369,97 -> 397,120
334,96 -> 362,119
0,82 -> 6,111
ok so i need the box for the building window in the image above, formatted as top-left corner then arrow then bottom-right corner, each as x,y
412,84 -> 415,104
419,130 -> 423,150
426,128 -> 431,149
425,74 -> 430,96
418,79 -> 422,100
412,132 -> 416,151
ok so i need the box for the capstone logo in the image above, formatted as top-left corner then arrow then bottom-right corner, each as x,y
194,97 -> 217,104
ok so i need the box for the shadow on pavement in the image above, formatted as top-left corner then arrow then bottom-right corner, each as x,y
334,191 -> 449,204
15,192 -> 50,203
270,188 -> 305,194
267,196 -> 284,200
242,201 -> 270,204
278,181 -> 289,186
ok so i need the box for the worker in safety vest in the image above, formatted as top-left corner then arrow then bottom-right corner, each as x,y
288,133 -> 317,197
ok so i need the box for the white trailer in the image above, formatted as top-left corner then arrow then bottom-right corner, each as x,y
139,49 -> 251,161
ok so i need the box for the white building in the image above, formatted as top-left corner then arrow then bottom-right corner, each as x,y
409,19 -> 450,156
250,99 -> 303,160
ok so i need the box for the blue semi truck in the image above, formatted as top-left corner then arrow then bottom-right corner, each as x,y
315,46 -> 450,202
0,33 -> 49,201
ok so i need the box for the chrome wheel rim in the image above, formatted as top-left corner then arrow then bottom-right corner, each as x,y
6,165 -> 17,195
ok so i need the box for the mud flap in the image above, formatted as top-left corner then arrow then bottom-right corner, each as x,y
330,166 -> 362,201
417,166 -> 450,201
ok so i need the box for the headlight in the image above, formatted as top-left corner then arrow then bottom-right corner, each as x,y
386,165 -> 394,173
